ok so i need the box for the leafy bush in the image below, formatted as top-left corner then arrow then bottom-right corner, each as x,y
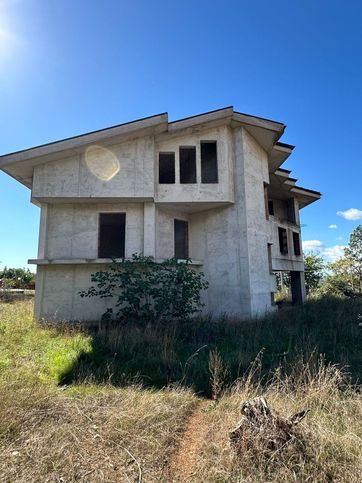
79,254 -> 209,323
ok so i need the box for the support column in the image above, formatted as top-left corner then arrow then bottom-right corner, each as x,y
37,203 -> 48,259
291,271 -> 306,304
143,202 -> 156,258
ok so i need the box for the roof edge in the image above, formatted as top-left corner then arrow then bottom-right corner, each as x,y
0,112 -> 168,167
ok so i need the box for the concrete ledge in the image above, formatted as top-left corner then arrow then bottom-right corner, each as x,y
28,258 -> 204,266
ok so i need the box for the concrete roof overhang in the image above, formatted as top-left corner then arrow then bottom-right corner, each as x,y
0,113 -> 169,188
268,170 -> 321,208
269,142 -> 294,172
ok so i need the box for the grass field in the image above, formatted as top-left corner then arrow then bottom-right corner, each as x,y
0,299 -> 362,482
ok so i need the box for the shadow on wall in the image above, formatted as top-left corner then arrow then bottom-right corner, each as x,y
59,297 -> 362,397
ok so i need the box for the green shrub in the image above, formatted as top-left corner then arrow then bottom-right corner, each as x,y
79,254 -> 209,323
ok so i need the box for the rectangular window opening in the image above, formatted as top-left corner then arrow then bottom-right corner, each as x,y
174,219 -> 189,259
267,243 -> 273,273
159,152 -> 175,184
268,200 -> 274,216
201,141 -> 218,183
278,227 -> 288,255
287,199 -> 296,223
98,213 -> 126,258
179,147 -> 196,183
293,232 -> 301,256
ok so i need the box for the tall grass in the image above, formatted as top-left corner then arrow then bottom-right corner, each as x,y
1,298 -> 362,481
60,296 -> 362,396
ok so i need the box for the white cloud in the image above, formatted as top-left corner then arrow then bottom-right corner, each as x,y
329,224 -> 337,229
323,245 -> 346,262
302,240 -> 324,250
302,240 -> 346,262
337,208 -> 362,220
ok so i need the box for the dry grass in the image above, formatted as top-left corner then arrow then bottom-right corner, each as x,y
0,382 -> 196,482
190,362 -> 362,482
1,300 -> 362,482
0,301 -> 197,482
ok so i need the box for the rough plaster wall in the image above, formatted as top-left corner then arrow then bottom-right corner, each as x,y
36,264 -> 120,321
33,136 -> 155,199
155,207 -> 190,259
234,128 -> 273,317
45,203 -> 143,259
156,126 -> 234,203
273,199 -> 288,220
268,218 -> 304,272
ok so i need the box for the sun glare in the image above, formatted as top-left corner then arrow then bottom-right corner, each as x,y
85,145 -> 120,181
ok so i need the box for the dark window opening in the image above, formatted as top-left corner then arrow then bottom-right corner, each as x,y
268,200 -> 274,216
159,152 -> 175,184
174,219 -> 189,259
264,184 -> 269,219
180,147 -> 196,183
287,199 -> 296,223
98,213 -> 126,258
201,141 -> 218,183
267,243 -> 273,273
278,227 -> 288,255
293,232 -> 301,256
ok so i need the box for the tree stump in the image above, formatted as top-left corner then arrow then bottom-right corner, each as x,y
229,397 -> 308,457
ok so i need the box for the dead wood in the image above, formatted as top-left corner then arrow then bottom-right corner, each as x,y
229,397 -> 309,457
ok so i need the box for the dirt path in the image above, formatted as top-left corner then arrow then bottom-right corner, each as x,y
167,399 -> 211,482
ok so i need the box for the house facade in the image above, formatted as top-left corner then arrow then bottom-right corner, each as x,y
0,107 -> 320,321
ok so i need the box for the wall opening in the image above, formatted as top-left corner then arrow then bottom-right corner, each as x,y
287,199 -> 296,223
293,232 -> 301,256
291,271 -> 304,304
201,141 -> 218,183
98,213 -> 126,258
174,219 -> 189,259
179,147 -> 196,183
268,200 -> 274,216
264,184 -> 269,219
278,227 -> 288,254
267,243 -> 273,273
159,152 -> 175,184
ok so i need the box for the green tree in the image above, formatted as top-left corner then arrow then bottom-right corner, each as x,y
320,258 -> 357,298
344,224 -> 362,293
0,267 -> 35,289
304,252 -> 325,294
80,254 -> 209,323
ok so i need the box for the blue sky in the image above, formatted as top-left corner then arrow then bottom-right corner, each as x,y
0,0 -> 361,269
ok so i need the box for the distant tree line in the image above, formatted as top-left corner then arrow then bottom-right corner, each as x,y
305,224 -> 362,297
0,267 -> 36,289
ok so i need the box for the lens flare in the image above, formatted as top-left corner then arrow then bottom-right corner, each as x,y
85,145 -> 120,181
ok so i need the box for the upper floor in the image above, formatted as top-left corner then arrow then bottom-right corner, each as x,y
0,107 -> 320,216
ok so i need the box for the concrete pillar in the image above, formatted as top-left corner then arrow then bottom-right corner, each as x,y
37,203 -> 48,259
291,271 -> 306,304
143,202 -> 156,257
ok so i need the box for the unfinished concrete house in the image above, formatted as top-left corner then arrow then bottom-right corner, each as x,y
0,107 -> 320,321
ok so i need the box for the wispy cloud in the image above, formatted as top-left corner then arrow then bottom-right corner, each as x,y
302,240 -> 346,262
302,240 -> 324,250
337,208 -> 362,220
323,245 -> 346,262
329,224 -> 337,229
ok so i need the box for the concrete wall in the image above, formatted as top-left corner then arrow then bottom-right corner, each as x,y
35,264 -> 120,321
32,136 -> 155,199
156,126 -> 234,204
43,203 -> 144,259
235,128 -> 273,316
